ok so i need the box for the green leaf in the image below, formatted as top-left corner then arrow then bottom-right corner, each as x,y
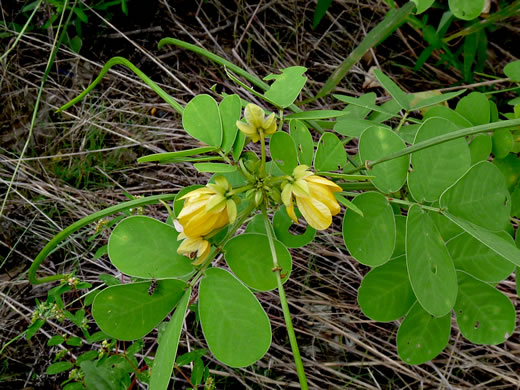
406,205 -> 457,317
47,335 -> 65,346
334,193 -> 364,216
137,147 -> 217,163
410,89 -> 466,111
492,129 -> 513,159
396,302 -> 451,365
334,119 -> 391,138
99,274 -> 121,287
412,0 -> 435,14
336,92 -> 376,119
108,216 -> 194,278
449,0 -> 485,20
66,337 -> 83,347
314,132 -> 346,172
76,351 -> 99,365
397,124 -> 420,144
447,232 -> 515,282
373,69 -> 410,110
46,361 -> 74,375
193,163 -> 236,173
232,130 -> 246,161
367,99 -> 402,122
504,60 -> 520,82
73,7 -> 88,23
358,256 -> 415,322
313,0 -> 333,28
494,154 -> 520,192
264,66 -> 307,108
512,185 -> 520,218
289,120 -> 314,166
469,133 -> 492,164
442,213 -> 520,267
439,161 -> 510,231
455,92 -> 490,126
80,360 -> 121,390
454,271 -> 515,344
63,381 -> 85,390
223,233 -> 292,291
359,126 -> 408,193
284,110 -> 345,120
92,279 -> 186,340
392,215 -> 406,258
26,319 -> 45,339
273,207 -> 316,248
342,192 -> 395,267
423,106 -> 472,128
245,213 -> 267,234
219,94 -> 241,153
269,132 -> 298,174
199,268 -> 271,367
334,94 -> 397,119
149,287 -> 191,390
182,94 -> 222,147
68,36 -> 82,53
408,117 -> 471,202
430,211 -> 463,242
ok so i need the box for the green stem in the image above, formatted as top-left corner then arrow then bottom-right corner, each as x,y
56,57 -> 184,115
261,207 -> 308,390
387,197 -> 441,212
345,118 -> 520,174
28,194 -> 177,285
260,130 -> 267,178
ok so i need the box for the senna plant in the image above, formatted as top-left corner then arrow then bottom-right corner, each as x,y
28,37 -> 520,389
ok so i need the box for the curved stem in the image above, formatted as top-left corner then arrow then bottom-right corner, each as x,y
345,118 -> 520,174
261,207 -> 309,390
56,57 -> 184,115
28,194 -> 177,285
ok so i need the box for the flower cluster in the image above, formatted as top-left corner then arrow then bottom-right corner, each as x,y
176,176 -> 236,265
236,103 -> 277,142
282,165 -> 342,230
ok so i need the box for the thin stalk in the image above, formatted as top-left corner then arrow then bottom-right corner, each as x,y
387,197 -> 441,212
261,207 -> 308,390
259,130 -> 267,178
345,118 -> 520,174
28,194 -> 177,285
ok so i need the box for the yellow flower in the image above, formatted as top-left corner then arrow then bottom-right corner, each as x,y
236,103 -> 277,143
281,165 -> 341,230
176,233 -> 211,265
177,176 -> 237,238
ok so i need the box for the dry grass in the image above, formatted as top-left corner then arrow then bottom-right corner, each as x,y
2,0 -> 520,388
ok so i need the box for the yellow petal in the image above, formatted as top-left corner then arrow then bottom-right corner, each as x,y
214,176 -> 230,192
306,175 -> 342,192
205,193 -> 226,213
236,121 -> 258,137
263,113 -> 277,135
285,202 -> 298,224
281,183 -> 293,206
308,182 -> 341,216
292,165 -> 312,180
296,196 -> 332,230
292,179 -> 310,198
177,237 -> 202,254
226,199 -> 237,223
193,242 -> 211,265
180,187 -> 214,200
244,103 -> 264,128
